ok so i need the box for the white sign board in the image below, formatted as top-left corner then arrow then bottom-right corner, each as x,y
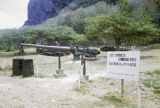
106,51 -> 140,81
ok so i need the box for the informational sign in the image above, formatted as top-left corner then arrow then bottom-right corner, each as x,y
106,51 -> 140,81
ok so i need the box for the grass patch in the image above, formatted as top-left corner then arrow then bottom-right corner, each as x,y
0,49 -> 37,57
146,70 -> 160,75
0,51 -> 18,57
33,73 -> 45,78
99,77 -> 111,82
142,70 -> 160,94
154,89 -> 160,94
98,92 -> 134,108
101,93 -> 123,104
139,44 -> 160,51
0,66 -> 12,72
143,79 -> 152,88
75,83 -> 89,95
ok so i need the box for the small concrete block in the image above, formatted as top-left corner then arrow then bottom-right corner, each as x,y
56,70 -> 64,74
53,70 -> 66,78
53,73 -> 66,78
80,75 -> 89,81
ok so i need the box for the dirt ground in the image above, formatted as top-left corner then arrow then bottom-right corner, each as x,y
0,48 -> 160,108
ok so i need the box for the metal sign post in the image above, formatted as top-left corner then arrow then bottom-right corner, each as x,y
58,55 -> 61,70
137,74 -> 141,108
82,58 -> 86,76
121,79 -> 124,98
137,82 -> 141,108
54,52 -> 66,77
80,55 -> 89,81
78,71 -> 81,89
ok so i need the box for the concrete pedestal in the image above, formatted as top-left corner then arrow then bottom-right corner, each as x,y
80,75 -> 89,82
53,70 -> 66,78
56,70 -> 64,74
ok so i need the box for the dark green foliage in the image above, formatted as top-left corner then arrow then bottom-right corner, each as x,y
154,89 -> 160,94
85,13 -> 160,47
1,0 -> 160,50
152,0 -> 160,7
0,29 -> 20,51
76,0 -> 118,7
0,25 -> 86,51
146,70 -> 160,75
45,1 -> 119,34
27,25 -> 86,45
101,93 -> 123,104
99,92 -> 134,107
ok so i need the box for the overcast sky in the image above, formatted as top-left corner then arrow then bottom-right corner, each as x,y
0,0 -> 29,29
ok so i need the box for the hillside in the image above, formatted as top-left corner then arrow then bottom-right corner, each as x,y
24,0 -> 74,25
24,0 -> 118,25
0,0 -> 159,51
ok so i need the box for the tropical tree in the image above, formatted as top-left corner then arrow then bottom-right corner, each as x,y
153,0 -> 160,7
85,13 -> 160,48
1,29 -> 19,51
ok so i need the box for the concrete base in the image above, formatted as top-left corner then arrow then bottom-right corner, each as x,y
80,75 -> 89,82
53,70 -> 66,78
56,70 -> 64,74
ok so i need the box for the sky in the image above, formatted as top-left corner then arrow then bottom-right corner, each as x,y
0,0 -> 29,29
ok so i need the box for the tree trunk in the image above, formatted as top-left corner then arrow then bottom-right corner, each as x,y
115,37 -> 121,51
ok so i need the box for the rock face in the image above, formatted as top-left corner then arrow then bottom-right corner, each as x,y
24,0 -> 73,25
24,0 -> 119,25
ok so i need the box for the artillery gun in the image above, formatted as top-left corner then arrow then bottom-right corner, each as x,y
20,43 -> 100,60
100,43 -> 131,52
19,43 -> 100,78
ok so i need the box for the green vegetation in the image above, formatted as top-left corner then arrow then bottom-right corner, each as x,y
98,92 -> 134,108
75,83 -> 89,94
146,70 -> 160,75
45,1 -> 119,34
34,73 -> 46,78
0,49 -> 37,57
142,70 -> 160,94
75,81 -> 134,107
0,65 -> 12,72
0,0 -> 160,51
101,93 -> 123,104
85,13 -> 159,47
99,77 -> 111,82
0,50 -> 19,57
0,25 -> 86,51
76,0 -> 118,8
154,89 -> 160,94
23,25 -> 86,45
153,0 -> 160,7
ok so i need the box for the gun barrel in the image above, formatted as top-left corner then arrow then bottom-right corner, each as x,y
21,43 -> 71,52
20,43 -> 100,58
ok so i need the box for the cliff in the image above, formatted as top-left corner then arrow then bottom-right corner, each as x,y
24,0 -> 119,26
24,0 -> 74,25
